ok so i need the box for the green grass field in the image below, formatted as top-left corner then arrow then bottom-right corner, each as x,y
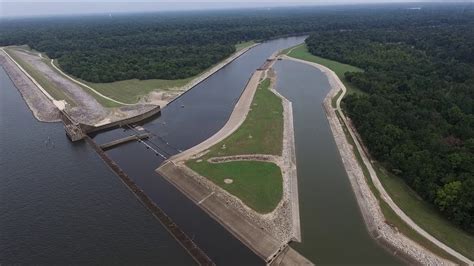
4,48 -> 77,106
285,44 -> 365,95
187,77 -> 284,213
206,78 -> 283,157
84,77 -> 193,105
186,160 -> 283,213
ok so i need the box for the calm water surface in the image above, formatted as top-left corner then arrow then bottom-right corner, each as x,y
274,60 -> 401,265
0,67 -> 194,264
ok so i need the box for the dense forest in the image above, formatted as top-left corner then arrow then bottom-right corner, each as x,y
306,8 -> 474,231
1,3 -> 473,231
1,4 -> 472,83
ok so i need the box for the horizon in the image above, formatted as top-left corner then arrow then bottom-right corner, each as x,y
1,0 -> 472,19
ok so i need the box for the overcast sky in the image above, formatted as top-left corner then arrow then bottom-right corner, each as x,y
0,0 -> 471,18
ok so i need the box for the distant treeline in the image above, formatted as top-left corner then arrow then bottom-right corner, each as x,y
1,4 -> 472,83
306,6 -> 474,231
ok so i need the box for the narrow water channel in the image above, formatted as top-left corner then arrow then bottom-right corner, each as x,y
274,60 -> 400,265
0,67 -> 194,264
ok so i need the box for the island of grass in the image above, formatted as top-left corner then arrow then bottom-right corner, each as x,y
186,77 -> 284,213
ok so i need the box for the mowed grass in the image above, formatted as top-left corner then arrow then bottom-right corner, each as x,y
84,77 -> 193,104
376,165 -> 474,260
285,44 -> 365,95
206,78 -> 283,157
186,77 -> 284,213
4,48 -> 77,106
187,160 -> 283,213
335,112 -> 469,263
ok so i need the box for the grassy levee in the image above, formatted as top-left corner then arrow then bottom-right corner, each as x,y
285,44 -> 365,95
186,77 -> 284,213
187,160 -> 283,213
4,48 -> 77,106
84,77 -> 191,106
83,41 -> 256,105
335,112 -> 464,264
376,164 -> 474,260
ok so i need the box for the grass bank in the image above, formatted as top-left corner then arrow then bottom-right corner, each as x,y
284,44 -> 364,95
186,77 -> 284,213
206,78 -> 283,157
376,164 -> 474,260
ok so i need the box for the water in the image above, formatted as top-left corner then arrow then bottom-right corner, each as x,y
0,67 -> 195,264
274,60 -> 400,265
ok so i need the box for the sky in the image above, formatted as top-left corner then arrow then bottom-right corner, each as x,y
0,0 -> 471,18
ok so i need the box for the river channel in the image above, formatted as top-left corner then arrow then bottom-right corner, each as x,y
274,60 -> 400,265
2,36 -> 400,264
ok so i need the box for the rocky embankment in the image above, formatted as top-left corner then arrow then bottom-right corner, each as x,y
0,51 -> 60,122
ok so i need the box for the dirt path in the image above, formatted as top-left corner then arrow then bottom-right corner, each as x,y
284,55 -> 472,265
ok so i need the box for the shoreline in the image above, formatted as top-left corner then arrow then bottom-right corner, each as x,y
282,55 -> 461,265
